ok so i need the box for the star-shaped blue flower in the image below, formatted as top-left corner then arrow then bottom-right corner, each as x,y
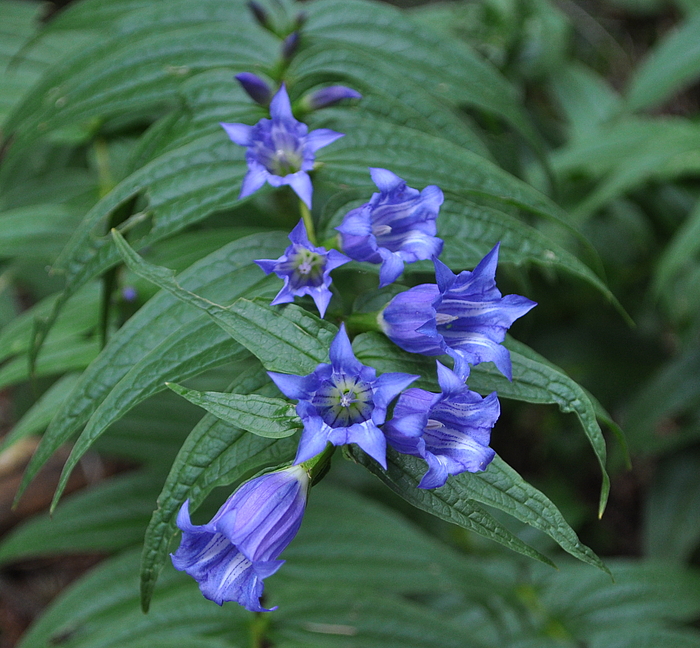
336,168 -> 444,287
379,244 -> 536,380
255,220 -> 349,318
171,465 -> 309,611
268,324 -> 418,468
221,84 -> 344,208
384,361 -> 499,488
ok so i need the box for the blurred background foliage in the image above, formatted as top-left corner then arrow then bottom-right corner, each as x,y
1,0 -> 700,646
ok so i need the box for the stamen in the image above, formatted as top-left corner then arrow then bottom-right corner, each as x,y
373,224 -> 392,237
435,312 -> 458,325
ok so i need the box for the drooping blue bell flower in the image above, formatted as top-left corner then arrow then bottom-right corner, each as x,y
171,465 -> 309,611
336,168 -> 444,287
268,324 -> 418,468
221,84 -> 344,208
255,220 -> 349,318
384,361 -> 499,488
379,244 -> 536,380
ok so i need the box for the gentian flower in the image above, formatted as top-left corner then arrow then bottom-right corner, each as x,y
268,324 -> 418,468
255,220 -> 349,317
171,465 -> 309,611
336,168 -> 444,288
221,84 -> 344,208
379,244 -> 536,380
384,361 -> 499,488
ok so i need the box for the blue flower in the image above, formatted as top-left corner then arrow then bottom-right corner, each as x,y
384,361 -> 499,488
255,220 -> 349,318
171,465 -> 309,611
379,244 -> 536,380
336,168 -> 444,287
268,324 -> 418,468
221,84 -> 344,208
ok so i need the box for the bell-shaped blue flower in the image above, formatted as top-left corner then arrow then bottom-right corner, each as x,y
171,465 -> 309,611
268,324 -> 418,468
384,361 -> 499,488
379,244 -> 536,380
221,84 -> 344,208
336,168 -> 444,287
255,220 -> 349,318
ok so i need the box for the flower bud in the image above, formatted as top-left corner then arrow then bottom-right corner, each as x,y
235,72 -> 272,106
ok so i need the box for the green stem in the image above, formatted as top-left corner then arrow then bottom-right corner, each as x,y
345,311 -> 383,335
301,443 -> 336,486
299,201 -> 316,245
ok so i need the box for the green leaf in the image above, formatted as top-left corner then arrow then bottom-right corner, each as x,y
0,472 -> 160,565
653,197 -> 700,297
0,203 -> 84,259
16,550 -> 249,648
472,338 -> 611,517
644,455 -> 700,562
304,0 -> 545,158
0,282 -> 99,365
112,229 -> 336,373
626,13 -> 700,112
465,457 -> 606,571
4,5 -> 278,146
273,584 -> 486,648
351,446 -> 556,567
0,373 -> 81,453
166,383 -> 301,439
15,233 -> 286,509
0,337 -> 98,390
353,332 -> 611,516
140,357 -> 297,611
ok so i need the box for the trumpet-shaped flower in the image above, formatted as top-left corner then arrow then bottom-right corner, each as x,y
336,168 -> 444,287
255,220 -> 349,317
268,324 -> 418,468
384,361 -> 499,488
171,465 -> 309,611
221,84 -> 343,208
379,244 -> 536,380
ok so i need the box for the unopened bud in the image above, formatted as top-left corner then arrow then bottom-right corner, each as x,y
281,31 -> 300,61
305,86 -> 362,110
248,1 -> 271,29
235,72 -> 272,106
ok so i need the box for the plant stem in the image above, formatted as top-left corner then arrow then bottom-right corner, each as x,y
299,200 -> 316,245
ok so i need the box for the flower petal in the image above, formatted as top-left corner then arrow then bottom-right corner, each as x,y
221,122 -> 254,146
268,370 -> 319,400
369,167 -> 404,193
269,83 -> 294,121
240,164 -> 269,199
306,128 -> 344,153
283,171 -> 313,208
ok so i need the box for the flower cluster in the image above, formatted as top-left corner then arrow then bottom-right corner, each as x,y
174,49 -> 536,612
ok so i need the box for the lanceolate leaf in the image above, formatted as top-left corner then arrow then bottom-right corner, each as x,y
351,446 -> 556,567
353,332 -> 611,516
112,229 -> 337,373
461,457 -> 606,571
15,233 -> 286,508
140,358 -> 297,611
304,0 -> 545,157
166,383 -> 301,439
470,339 -> 611,518
0,472 -> 161,564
